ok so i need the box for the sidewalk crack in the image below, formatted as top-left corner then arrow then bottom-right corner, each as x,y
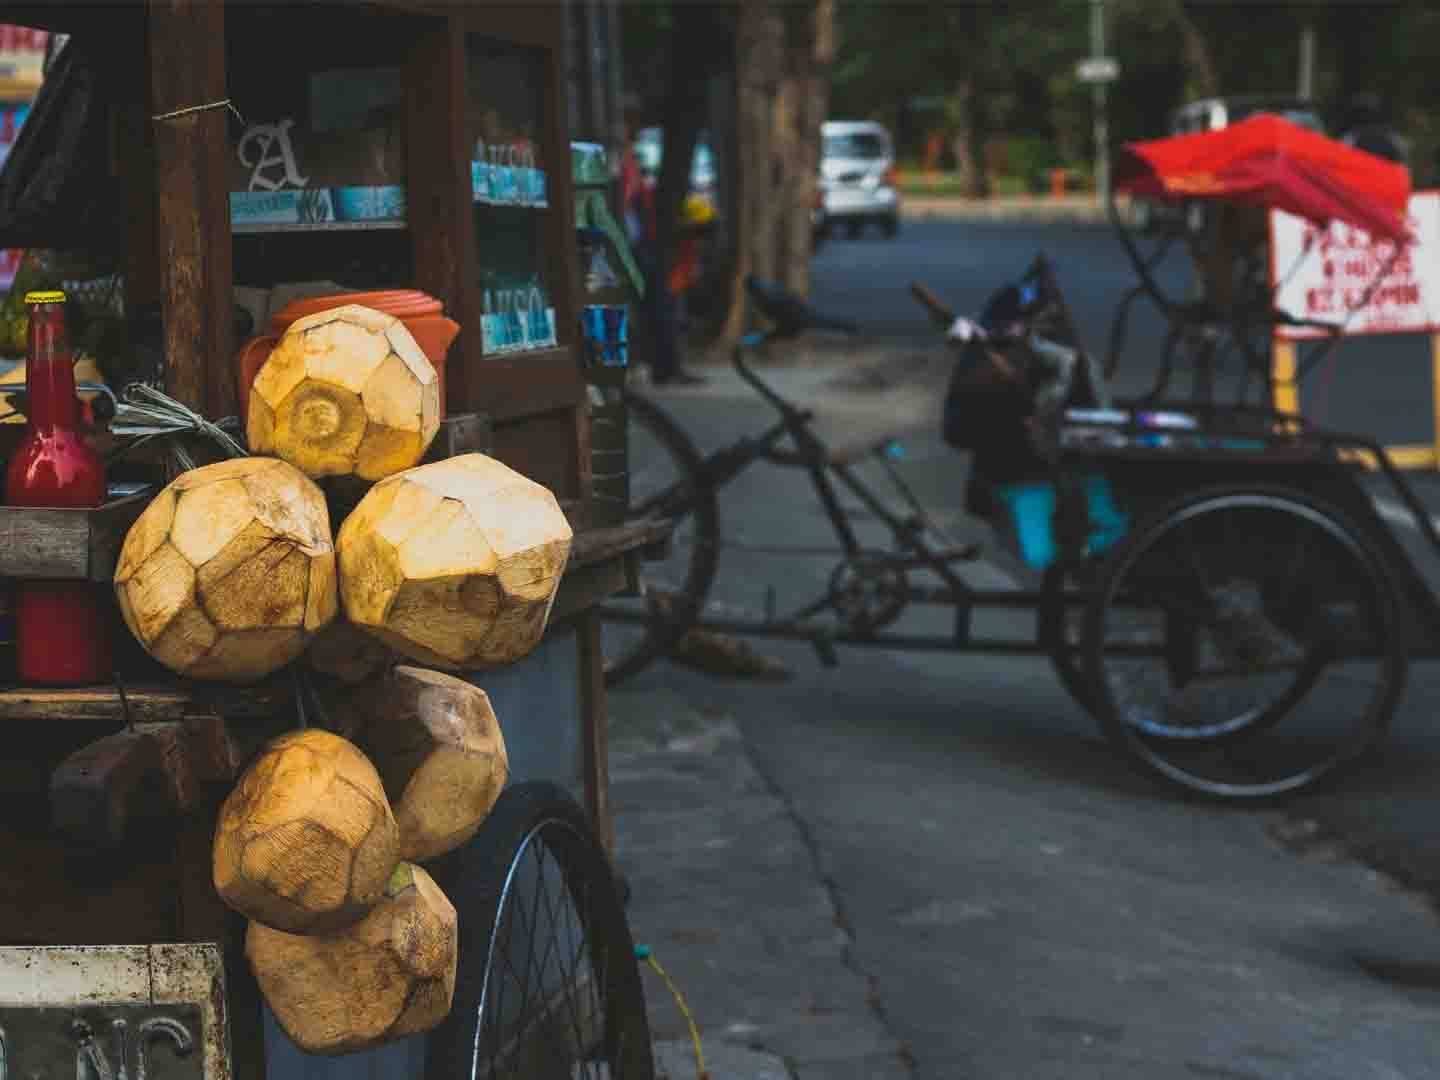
740,736 -> 918,1077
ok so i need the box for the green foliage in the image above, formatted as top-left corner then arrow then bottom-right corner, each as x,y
827,0 -> 1440,180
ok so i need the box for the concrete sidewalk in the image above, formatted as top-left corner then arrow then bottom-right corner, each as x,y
610,684 -> 913,1080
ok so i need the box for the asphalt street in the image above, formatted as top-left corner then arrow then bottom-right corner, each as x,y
612,217 -> 1440,1077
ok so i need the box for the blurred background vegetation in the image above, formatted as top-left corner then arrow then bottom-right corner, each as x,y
821,0 -> 1440,196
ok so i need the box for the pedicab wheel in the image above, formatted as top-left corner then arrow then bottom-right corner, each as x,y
1039,562 -> 1098,714
600,391 -> 721,688
1080,486 -> 1407,801
424,782 -> 656,1080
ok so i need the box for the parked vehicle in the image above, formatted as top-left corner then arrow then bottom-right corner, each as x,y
817,120 -> 899,240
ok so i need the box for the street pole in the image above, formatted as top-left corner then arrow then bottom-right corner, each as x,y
1297,20 -> 1316,101
1090,0 -> 1109,205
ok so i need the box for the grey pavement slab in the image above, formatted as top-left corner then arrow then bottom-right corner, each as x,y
610,690 -> 912,1080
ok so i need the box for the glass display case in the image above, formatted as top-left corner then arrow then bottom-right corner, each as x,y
467,34 -> 558,355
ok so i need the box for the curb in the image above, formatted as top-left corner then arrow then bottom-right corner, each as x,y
900,196 -> 1129,226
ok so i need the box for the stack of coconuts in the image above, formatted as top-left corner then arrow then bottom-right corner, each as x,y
111,305 -> 575,1053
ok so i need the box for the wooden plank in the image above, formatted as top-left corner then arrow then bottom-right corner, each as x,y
421,412 -> 494,463
576,612 -> 613,853
49,729 -> 174,853
0,493 -> 150,581
405,14 -> 485,418
0,684 -> 281,723
549,555 -> 628,624
490,407 -> 582,500
477,349 -> 589,421
148,0 -> 237,419
568,519 -> 674,569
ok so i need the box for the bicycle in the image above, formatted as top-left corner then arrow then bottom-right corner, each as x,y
600,275 -> 1002,687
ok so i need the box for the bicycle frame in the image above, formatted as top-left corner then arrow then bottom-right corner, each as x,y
621,330 -> 1070,664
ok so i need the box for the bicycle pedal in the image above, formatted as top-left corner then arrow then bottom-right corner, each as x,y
940,543 -> 983,563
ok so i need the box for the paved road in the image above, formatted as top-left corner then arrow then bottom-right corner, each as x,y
812,217 -> 1440,445
611,219 -> 1440,1077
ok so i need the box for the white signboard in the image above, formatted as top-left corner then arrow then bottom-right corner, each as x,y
1270,191 -> 1440,339
1076,57 -> 1119,83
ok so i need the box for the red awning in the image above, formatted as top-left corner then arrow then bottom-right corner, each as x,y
1115,114 -> 1412,245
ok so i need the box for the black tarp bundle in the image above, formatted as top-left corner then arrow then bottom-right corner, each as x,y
0,36 -> 122,251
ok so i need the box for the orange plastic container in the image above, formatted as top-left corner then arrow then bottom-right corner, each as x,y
236,290 -> 459,424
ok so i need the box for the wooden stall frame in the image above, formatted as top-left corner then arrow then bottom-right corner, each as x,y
0,3 -> 664,1074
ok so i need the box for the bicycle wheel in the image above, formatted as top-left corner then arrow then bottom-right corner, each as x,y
600,392 -> 721,687
424,782 -> 655,1080
1038,563 -> 1096,714
1082,486 -> 1407,801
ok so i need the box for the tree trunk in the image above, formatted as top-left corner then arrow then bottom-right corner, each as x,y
1171,0 -> 1220,98
653,7 -> 713,311
949,76 -> 989,199
715,0 -> 785,346
775,0 -> 835,296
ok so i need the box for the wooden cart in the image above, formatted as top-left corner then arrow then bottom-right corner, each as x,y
0,3 -> 663,1076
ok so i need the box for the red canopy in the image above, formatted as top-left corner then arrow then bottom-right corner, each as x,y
1115,114 -> 1412,245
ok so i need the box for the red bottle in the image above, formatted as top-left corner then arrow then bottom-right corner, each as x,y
5,291 -> 109,684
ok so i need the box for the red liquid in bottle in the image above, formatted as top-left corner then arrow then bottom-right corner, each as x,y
5,292 -> 109,684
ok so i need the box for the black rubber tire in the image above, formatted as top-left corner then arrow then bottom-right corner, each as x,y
846,220 -> 864,239
1039,563 -> 1097,715
424,782 -> 656,1080
881,214 -> 900,238
1081,486 -> 1408,802
601,391 -> 721,688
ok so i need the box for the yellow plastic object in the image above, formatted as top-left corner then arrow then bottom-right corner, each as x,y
22,290 -> 66,305
681,192 -> 716,227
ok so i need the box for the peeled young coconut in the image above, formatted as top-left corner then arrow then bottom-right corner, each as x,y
346,666 -> 508,862
213,728 -> 400,934
336,453 -> 573,670
247,304 -> 440,481
306,618 -> 400,685
247,861 -> 458,1055
114,457 -> 338,683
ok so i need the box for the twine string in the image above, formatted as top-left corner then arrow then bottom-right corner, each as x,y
109,382 -> 247,472
152,98 -> 244,125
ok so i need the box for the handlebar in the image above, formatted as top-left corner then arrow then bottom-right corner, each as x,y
909,281 -> 956,329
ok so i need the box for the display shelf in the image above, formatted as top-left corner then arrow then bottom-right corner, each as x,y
0,520 -> 667,723
0,682 -> 282,723
0,492 -> 151,582
232,219 -> 407,235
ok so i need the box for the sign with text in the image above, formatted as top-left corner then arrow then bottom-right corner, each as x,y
0,24 -> 47,99
1270,191 -> 1440,339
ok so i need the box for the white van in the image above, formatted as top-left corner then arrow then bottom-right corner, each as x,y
818,120 -> 899,239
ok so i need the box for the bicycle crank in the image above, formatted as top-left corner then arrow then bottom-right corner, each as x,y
827,550 -> 909,636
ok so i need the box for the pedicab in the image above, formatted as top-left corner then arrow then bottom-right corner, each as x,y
604,114 -> 1440,803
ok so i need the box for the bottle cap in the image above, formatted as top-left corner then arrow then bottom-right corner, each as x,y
23,290 -> 66,305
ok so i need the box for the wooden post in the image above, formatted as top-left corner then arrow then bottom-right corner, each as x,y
404,14 -> 483,418
1271,338 -> 1300,416
147,0 -> 237,419
576,611 -> 614,854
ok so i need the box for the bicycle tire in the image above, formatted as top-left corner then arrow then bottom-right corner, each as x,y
1038,563 -> 1096,715
424,781 -> 655,1080
1081,486 -> 1407,802
600,391 -> 721,688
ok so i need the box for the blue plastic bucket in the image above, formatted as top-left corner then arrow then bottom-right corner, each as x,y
992,473 -> 1128,571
